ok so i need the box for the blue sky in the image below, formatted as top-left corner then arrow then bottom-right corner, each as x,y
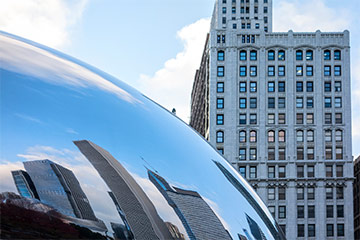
1,0 -> 359,157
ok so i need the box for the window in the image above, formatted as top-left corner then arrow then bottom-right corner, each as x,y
327,224 -> 334,237
335,130 -> 343,142
250,66 -> 257,76
268,130 -> 275,142
268,187 -> 275,200
307,97 -> 313,108
297,224 -> 304,237
268,97 -> 275,108
268,82 -> 275,92
268,166 -> 275,178
217,114 -> 224,125
250,114 -> 257,124
232,7 -> 236,13
326,146 -> 333,159
218,51 -> 225,61
337,205 -> 344,218
217,148 -> 224,154
334,65 -> 341,76
255,23 -> 259,29
308,224 -> 315,237
247,23 -> 250,29
296,66 -> 303,76
306,50 -> 313,60
297,187 -> 304,200
325,97 -> 331,108
217,98 -> 224,109
297,130 -> 304,142
326,165 -> 333,177
324,50 -> 331,60
279,130 -> 285,142
249,166 -> 257,178
306,113 -> 314,124
240,66 -> 247,76
279,166 -> 286,178
268,206 -> 275,217
296,50 -> 303,60
239,114 -> 246,124
296,81 -> 303,92
278,147 -> 285,160
335,81 -> 341,92
239,131 -> 246,143
249,130 -> 257,142
279,206 -> 286,218
250,82 -> 257,92
335,113 -> 342,124
217,66 -> 224,77
325,113 -> 332,124
278,187 -> 286,200
327,205 -> 334,218
324,65 -> 331,76
268,113 -> 275,124
264,6 -> 268,13
240,50 -> 247,61
324,82 -> 331,92
278,97 -> 285,108
222,7 -> 226,14
336,165 -> 343,177
222,17 -> 226,24
239,98 -> 246,108
239,82 -> 246,92
278,113 -> 286,124
307,166 -> 314,178
296,113 -> 303,124
307,187 -> 315,200
336,186 -> 343,199
306,66 -> 313,76
337,224 -> 344,237
217,35 -> 221,44
297,206 -> 304,218
249,98 -> 257,108
216,131 -> 224,143
222,35 -> 226,43
336,146 -> 343,159
334,50 -> 341,60
278,81 -> 285,92
239,166 -> 246,178
296,97 -> 303,108
268,147 -> 275,160
326,187 -> 333,199
268,50 -> 275,60
325,130 -> 332,142
250,50 -> 257,60
297,147 -> 304,160
297,166 -> 304,178
250,148 -> 257,160
307,147 -> 314,160
278,66 -> 285,76
335,97 -> 342,108
217,82 -> 224,93
306,81 -> 313,92
268,66 -> 275,76
307,130 -> 314,142
239,148 -> 246,160
278,50 -> 285,61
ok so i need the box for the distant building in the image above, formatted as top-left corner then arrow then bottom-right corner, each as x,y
23,159 -> 97,221
165,222 -> 185,240
148,169 -> 231,240
354,156 -> 360,240
11,170 -> 39,200
74,140 -> 173,240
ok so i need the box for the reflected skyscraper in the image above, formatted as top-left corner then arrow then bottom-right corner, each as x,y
148,169 -> 231,240
74,140 -> 173,240
11,170 -> 39,200
23,160 -> 97,221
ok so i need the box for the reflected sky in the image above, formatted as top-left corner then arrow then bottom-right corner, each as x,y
0,32 -> 284,240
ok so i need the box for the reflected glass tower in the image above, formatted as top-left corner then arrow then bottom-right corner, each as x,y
11,170 -> 39,200
148,169 -> 231,240
23,160 -> 97,221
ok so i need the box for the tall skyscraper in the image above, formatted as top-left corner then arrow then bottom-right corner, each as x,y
190,0 -> 353,238
23,159 -> 97,221
11,170 -> 39,200
354,156 -> 360,240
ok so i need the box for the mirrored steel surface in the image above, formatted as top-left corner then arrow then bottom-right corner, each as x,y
0,31 -> 285,240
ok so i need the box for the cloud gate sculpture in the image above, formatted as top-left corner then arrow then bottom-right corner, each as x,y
0,31 -> 285,240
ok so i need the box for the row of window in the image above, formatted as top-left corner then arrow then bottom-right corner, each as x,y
222,6 -> 268,14
222,0 -> 268,4
297,224 -> 345,238
239,147 -> 257,160
324,129 -> 343,142
324,96 -> 342,108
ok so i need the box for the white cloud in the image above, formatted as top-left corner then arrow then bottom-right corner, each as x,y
137,18 -> 210,123
273,0 -> 350,32
0,0 -> 87,48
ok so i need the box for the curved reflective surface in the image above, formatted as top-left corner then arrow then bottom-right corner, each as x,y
0,31 -> 285,240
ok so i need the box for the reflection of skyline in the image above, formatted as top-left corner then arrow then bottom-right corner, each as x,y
74,139 -> 173,240
148,169 -> 232,240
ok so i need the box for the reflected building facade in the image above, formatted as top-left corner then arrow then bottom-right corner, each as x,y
11,170 -> 39,200
148,169 -> 231,240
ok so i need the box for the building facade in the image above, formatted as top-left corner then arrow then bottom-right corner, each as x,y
190,0 -> 354,239
354,156 -> 360,240
11,170 -> 39,200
